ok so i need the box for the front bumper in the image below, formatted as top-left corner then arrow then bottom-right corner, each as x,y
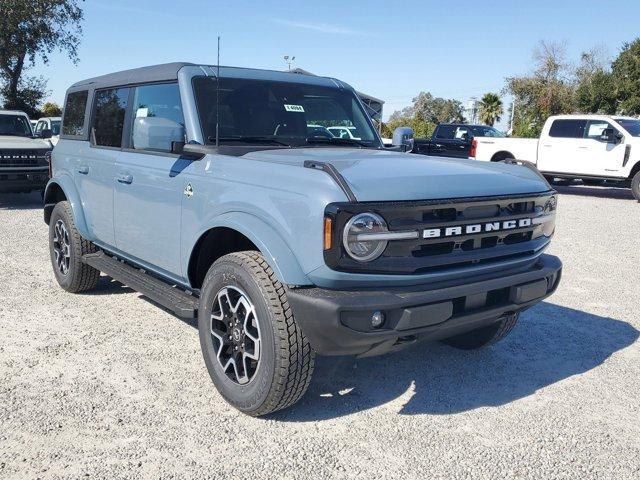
287,254 -> 562,357
0,168 -> 49,192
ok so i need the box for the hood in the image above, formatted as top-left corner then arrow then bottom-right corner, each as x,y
0,135 -> 52,150
242,148 -> 550,202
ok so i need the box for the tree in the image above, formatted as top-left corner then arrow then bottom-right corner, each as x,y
575,47 -> 616,114
0,0 -> 83,110
0,75 -> 47,118
383,91 -> 465,139
505,41 -> 576,137
41,101 -> 62,117
478,93 -> 503,126
611,38 -> 640,115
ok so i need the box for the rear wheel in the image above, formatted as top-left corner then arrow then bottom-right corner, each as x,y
442,313 -> 519,350
48,201 -> 100,293
198,251 -> 315,416
631,171 -> 640,201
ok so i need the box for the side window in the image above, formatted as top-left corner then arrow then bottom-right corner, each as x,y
92,88 -> 129,147
435,125 -> 456,139
130,83 -> 185,152
62,90 -> 88,136
548,119 -> 587,138
34,121 -> 45,134
585,120 -> 614,140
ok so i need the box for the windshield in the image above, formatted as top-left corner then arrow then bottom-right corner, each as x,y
469,125 -> 505,137
193,77 -> 380,148
615,118 -> 640,137
51,120 -> 61,136
0,114 -> 32,137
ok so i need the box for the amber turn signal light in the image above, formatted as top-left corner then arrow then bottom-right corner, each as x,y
323,217 -> 333,250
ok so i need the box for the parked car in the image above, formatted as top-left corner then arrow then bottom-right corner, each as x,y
44,62 -> 561,416
34,117 -> 62,146
0,109 -> 52,194
413,123 -> 505,159
470,115 -> 640,200
306,124 -> 333,138
327,125 -> 362,140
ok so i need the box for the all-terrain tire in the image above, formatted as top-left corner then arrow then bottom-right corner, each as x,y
198,251 -> 315,416
631,171 -> 640,202
48,201 -> 100,293
442,313 -> 520,350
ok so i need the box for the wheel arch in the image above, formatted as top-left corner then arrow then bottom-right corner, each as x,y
491,151 -> 515,162
43,177 -> 91,239
628,160 -> 640,179
187,212 -> 310,289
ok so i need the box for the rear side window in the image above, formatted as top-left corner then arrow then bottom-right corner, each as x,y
92,88 -> 129,147
435,125 -> 456,139
548,119 -> 587,138
62,90 -> 88,136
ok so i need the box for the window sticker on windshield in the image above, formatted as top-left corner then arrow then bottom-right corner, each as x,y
284,104 -> 305,113
136,107 -> 149,118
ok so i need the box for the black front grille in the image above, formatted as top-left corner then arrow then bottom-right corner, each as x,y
325,192 -> 556,275
0,149 -> 49,168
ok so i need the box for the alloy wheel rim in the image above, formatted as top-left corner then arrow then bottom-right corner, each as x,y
210,286 -> 261,385
52,219 -> 71,276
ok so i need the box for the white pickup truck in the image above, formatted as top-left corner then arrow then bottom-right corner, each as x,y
470,115 -> 640,200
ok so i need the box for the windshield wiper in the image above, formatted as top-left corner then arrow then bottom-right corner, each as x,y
305,136 -> 371,148
215,135 -> 291,147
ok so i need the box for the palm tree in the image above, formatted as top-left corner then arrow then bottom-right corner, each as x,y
478,93 -> 504,126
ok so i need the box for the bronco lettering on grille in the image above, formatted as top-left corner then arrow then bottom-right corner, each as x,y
423,218 -> 532,239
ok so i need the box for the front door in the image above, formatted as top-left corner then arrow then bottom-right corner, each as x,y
113,83 -> 187,277
580,120 -> 627,177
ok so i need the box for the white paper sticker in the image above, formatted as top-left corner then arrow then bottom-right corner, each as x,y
136,107 -> 149,118
284,104 -> 305,113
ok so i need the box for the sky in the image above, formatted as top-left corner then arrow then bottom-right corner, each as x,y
29,0 -> 640,129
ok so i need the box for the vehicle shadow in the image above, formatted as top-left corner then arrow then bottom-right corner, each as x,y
0,191 -> 43,210
554,184 -> 636,201
272,302 -> 638,421
80,276 -> 135,296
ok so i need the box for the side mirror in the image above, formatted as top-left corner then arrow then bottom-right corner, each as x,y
600,128 -> 617,143
40,129 -> 53,139
392,127 -> 414,152
132,117 -> 185,152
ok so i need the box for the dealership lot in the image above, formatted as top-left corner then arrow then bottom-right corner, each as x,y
0,186 -> 638,479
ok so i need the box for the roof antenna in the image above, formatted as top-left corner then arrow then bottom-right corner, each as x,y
215,35 -> 221,148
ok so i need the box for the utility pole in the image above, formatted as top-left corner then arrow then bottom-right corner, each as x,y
509,100 -> 516,135
284,55 -> 296,71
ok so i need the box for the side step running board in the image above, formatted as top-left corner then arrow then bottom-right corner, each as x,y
83,252 -> 198,318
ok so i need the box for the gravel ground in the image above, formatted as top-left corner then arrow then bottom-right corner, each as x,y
0,184 -> 639,480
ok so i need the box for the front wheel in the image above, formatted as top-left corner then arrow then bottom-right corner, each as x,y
198,251 -> 315,416
442,313 -> 519,350
631,171 -> 640,202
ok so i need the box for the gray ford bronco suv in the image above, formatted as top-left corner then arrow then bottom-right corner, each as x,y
44,63 -> 562,416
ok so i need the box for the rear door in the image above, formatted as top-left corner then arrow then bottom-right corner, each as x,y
69,89 -> 119,246
113,82 -> 187,277
431,125 -> 455,157
537,119 -> 587,174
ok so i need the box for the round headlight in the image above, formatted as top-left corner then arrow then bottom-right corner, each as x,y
342,212 -> 388,262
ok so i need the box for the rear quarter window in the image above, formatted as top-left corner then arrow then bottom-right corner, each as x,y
62,90 -> 89,137
548,119 -> 587,138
